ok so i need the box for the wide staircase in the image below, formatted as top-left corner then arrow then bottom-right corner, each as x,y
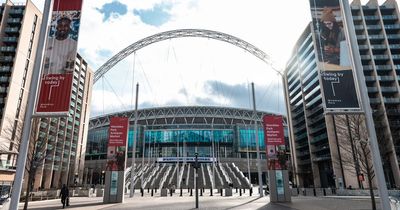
125,162 -> 251,190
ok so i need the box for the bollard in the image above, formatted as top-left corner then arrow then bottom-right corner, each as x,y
210,188 -> 213,196
141,188 -> 144,197
202,188 -> 205,193
180,188 -> 182,197
190,188 -> 193,196
200,189 -> 203,196
313,188 -> 316,196
151,189 -> 154,196
188,188 -> 190,193
170,189 -> 173,196
323,188 -> 326,196
220,189 -> 223,196
236,187 -> 238,193
148,188 -> 150,193
155,188 -> 157,193
244,188 -> 246,193
239,188 -> 242,196
250,188 -> 253,196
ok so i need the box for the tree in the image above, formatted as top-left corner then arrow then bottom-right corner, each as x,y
334,114 -> 376,210
0,117 -> 52,210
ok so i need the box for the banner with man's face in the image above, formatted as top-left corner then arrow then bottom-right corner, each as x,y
309,0 -> 360,111
35,0 -> 83,115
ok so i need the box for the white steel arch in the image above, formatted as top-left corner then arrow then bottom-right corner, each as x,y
94,28 -> 279,83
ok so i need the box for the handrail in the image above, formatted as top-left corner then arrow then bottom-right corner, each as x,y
207,165 -> 215,189
218,163 -> 231,185
226,163 -> 241,186
201,164 -> 206,187
159,165 -> 172,189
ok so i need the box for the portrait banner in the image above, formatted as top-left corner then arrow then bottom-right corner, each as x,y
106,117 -> 128,171
309,0 -> 360,111
263,115 -> 285,146
35,0 -> 83,115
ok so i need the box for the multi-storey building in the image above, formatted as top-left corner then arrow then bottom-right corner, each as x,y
31,53 -> 93,190
284,0 -> 400,189
0,0 -> 42,191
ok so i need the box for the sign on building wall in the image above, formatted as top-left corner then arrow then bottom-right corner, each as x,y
106,117 -> 128,171
309,0 -> 361,112
35,0 -> 84,115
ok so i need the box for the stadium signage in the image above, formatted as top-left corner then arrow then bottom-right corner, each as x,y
157,157 -> 216,163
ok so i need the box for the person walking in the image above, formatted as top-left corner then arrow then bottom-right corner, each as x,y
60,184 -> 69,209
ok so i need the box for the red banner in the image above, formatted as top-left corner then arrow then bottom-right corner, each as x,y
106,117 -> 128,171
36,74 -> 73,112
36,0 -> 83,115
263,115 -> 285,146
53,0 -> 83,11
108,117 -> 129,147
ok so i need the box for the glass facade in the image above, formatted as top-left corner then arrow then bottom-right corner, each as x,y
86,122 -> 288,160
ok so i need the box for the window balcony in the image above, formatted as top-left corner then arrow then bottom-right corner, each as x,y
0,56 -> 13,62
0,76 -> 10,83
385,24 -> 400,30
375,65 -> 392,71
0,46 -> 16,52
7,18 -> 21,25
368,34 -> 385,39
296,151 -> 310,158
4,27 -> 19,33
8,9 -> 24,15
309,124 -> 326,135
310,133 -> 328,144
367,87 -> 378,92
384,97 -> 400,104
380,86 -> 397,92
296,142 -> 309,150
2,37 -> 18,43
312,154 -> 331,162
0,66 -> 11,72
366,25 -> 382,30
387,34 -> 400,39
369,98 -> 381,104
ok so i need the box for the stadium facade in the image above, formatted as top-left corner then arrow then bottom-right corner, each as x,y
284,0 -> 400,189
84,106 -> 289,187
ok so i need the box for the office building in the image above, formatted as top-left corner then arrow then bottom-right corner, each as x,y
31,53 -> 93,190
284,0 -> 400,189
0,0 -> 42,193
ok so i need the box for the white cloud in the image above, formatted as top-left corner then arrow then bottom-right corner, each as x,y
9,0 -> 399,117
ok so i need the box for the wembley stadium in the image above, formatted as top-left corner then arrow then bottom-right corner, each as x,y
83,106 -> 289,190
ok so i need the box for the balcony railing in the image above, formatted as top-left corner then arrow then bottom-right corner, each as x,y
310,133 -> 328,144
380,86 -> 398,92
384,97 -> 400,103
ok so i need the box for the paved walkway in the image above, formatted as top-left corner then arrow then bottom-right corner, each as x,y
3,190 -> 382,210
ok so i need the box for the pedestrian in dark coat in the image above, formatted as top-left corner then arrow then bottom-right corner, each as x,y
60,184 -> 69,208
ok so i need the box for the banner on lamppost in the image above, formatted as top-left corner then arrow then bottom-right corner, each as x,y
308,0 -> 361,112
106,117 -> 128,171
35,0 -> 83,115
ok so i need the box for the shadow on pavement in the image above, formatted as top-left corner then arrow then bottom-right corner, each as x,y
25,201 -> 104,210
257,203 -> 299,210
